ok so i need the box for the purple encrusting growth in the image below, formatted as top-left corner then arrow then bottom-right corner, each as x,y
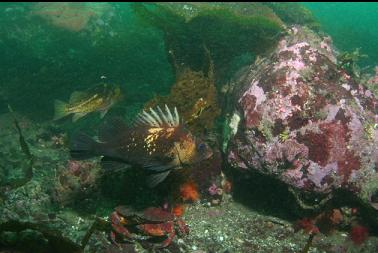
228,26 -> 378,209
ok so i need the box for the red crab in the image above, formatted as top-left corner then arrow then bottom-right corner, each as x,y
110,206 -> 189,248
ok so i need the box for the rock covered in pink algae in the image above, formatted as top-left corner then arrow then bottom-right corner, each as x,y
226,26 -> 378,210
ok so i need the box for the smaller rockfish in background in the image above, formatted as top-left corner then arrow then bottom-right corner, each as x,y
53,83 -> 122,122
70,105 -> 213,187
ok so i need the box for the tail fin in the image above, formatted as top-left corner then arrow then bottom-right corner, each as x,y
70,132 -> 97,160
53,100 -> 68,120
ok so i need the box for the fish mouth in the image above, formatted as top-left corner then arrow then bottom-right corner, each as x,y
204,149 -> 213,160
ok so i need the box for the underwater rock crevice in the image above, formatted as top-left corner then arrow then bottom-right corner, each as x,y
0,220 -> 82,253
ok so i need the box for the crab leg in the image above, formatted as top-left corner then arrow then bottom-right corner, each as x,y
110,211 -> 135,243
110,231 -> 121,247
176,218 -> 190,236
112,224 -> 134,240
157,230 -> 176,249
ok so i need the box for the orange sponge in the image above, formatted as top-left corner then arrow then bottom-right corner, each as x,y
172,204 -> 186,217
180,181 -> 199,202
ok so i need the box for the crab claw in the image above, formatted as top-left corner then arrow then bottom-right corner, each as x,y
110,211 -> 135,242
157,230 -> 176,249
176,218 -> 189,236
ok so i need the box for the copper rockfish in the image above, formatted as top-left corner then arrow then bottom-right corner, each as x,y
54,83 -> 122,122
70,105 -> 213,187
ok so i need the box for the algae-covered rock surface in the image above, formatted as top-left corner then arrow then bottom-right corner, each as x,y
226,26 -> 378,227
132,2 -> 285,82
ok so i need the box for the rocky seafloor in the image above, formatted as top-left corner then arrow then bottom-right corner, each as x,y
0,113 -> 377,253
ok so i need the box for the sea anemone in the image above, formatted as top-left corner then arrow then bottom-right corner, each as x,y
208,183 -> 218,196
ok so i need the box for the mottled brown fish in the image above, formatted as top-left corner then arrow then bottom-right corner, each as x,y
53,83 -> 122,122
70,105 -> 213,187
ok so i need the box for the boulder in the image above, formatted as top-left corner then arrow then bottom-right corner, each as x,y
226,26 -> 378,212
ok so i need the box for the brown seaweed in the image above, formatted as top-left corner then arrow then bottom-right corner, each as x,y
2,105 -> 34,189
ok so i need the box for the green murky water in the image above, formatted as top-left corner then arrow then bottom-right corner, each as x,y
303,2 -> 378,68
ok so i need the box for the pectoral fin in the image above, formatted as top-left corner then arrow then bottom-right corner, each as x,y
72,112 -> 87,122
146,170 -> 171,188
100,109 -> 108,119
100,156 -> 130,170
142,161 -> 176,172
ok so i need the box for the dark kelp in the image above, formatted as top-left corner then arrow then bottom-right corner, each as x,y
1,105 -> 34,189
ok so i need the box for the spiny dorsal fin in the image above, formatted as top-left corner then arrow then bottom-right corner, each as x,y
165,104 -> 174,126
134,105 -> 180,128
69,91 -> 87,104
